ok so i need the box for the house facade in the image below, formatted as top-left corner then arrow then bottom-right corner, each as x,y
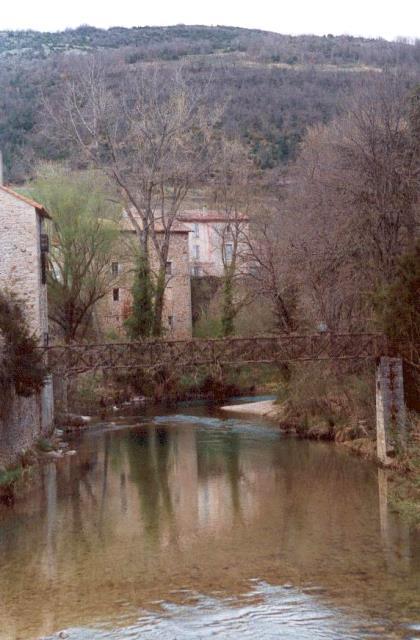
0,185 -> 54,464
98,213 -> 192,339
178,209 -> 250,277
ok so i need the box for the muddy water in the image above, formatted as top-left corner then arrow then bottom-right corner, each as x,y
0,403 -> 419,639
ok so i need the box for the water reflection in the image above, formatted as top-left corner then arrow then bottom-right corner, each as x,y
0,408 -> 418,640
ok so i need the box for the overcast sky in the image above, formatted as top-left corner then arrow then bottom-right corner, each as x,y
1,0 -> 419,41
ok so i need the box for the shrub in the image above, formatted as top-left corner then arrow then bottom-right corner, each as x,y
0,290 -> 48,397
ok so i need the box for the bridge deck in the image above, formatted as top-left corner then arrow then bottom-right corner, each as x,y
44,333 -> 387,376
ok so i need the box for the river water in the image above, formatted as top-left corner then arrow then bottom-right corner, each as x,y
0,401 -> 419,639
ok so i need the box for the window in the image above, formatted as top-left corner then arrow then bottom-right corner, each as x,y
193,223 -> 199,238
41,252 -> 48,285
165,261 -> 172,275
224,243 -> 233,263
168,315 -> 174,329
249,264 -> 259,277
40,233 -> 49,285
194,245 -> 200,260
192,266 -> 201,277
113,288 -> 119,302
111,262 -> 119,276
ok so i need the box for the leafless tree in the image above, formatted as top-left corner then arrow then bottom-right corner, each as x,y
209,139 -> 256,335
244,201 -> 298,333
47,57 -> 220,335
285,73 -> 420,331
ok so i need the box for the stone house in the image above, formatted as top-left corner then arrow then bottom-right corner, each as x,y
178,209 -> 250,277
0,185 -> 54,465
98,212 -> 192,339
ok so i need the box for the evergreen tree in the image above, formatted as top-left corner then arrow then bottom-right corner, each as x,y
125,253 -> 154,339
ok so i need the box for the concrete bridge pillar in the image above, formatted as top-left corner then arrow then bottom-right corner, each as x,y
375,357 -> 406,465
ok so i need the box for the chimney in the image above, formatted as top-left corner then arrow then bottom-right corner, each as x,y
0,150 -> 3,186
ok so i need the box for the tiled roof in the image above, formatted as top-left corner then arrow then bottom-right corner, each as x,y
178,209 -> 249,223
0,185 -> 51,218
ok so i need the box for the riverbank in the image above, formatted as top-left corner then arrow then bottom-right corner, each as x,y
0,429 -> 76,505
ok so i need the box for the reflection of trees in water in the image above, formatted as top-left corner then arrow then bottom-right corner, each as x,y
125,426 -> 175,547
196,429 -> 243,520
68,452 -> 98,552
98,433 -> 111,533
225,432 -> 243,521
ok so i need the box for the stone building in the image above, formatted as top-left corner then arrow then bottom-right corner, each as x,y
0,185 -> 54,465
178,209 -> 250,277
98,212 -> 192,339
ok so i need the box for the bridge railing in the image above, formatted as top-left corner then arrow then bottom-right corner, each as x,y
42,333 -> 388,376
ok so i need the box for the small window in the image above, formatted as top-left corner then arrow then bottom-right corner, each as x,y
165,261 -> 172,275
194,245 -> 200,260
194,223 -> 199,238
168,315 -> 174,329
41,252 -> 48,285
193,266 -> 201,277
224,243 -> 233,263
111,262 -> 119,276
113,288 -> 119,302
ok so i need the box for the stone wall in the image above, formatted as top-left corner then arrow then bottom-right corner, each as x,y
0,189 -> 48,338
98,229 -> 192,339
0,392 -> 43,467
0,188 -> 53,467
375,356 -> 406,464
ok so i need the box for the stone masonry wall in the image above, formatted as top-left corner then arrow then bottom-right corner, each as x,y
98,230 -> 192,339
0,188 -> 52,467
0,189 -> 47,337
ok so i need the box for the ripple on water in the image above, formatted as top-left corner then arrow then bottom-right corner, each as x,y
42,582 -> 399,640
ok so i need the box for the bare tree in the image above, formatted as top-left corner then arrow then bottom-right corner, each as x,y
244,202 -> 297,333
47,57 -> 220,335
209,139 -> 256,335
285,73 -> 420,331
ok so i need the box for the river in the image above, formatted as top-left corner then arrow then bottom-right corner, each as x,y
0,400 -> 419,639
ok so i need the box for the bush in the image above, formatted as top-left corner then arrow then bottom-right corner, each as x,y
0,291 -> 48,397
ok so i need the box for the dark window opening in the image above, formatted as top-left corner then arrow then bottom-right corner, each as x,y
165,261 -> 172,275
40,233 -> 49,253
41,252 -> 47,285
113,288 -> 119,302
168,315 -> 174,329
111,262 -> 119,276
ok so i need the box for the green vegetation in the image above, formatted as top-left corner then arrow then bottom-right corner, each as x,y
388,413 -> 420,526
0,466 -> 22,488
374,242 -> 420,360
0,290 -> 48,399
125,253 -> 154,339
28,166 -> 120,342
36,437 -> 54,453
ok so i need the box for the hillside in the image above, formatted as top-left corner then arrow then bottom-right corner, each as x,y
1,24 -> 420,181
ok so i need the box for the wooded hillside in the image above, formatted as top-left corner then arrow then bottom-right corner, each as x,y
1,24 -> 420,181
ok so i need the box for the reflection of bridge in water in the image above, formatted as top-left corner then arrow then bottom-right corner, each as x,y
45,333 -> 388,376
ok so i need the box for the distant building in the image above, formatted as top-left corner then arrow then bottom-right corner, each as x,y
178,209 -> 250,277
98,212 -> 192,339
0,185 -> 54,463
